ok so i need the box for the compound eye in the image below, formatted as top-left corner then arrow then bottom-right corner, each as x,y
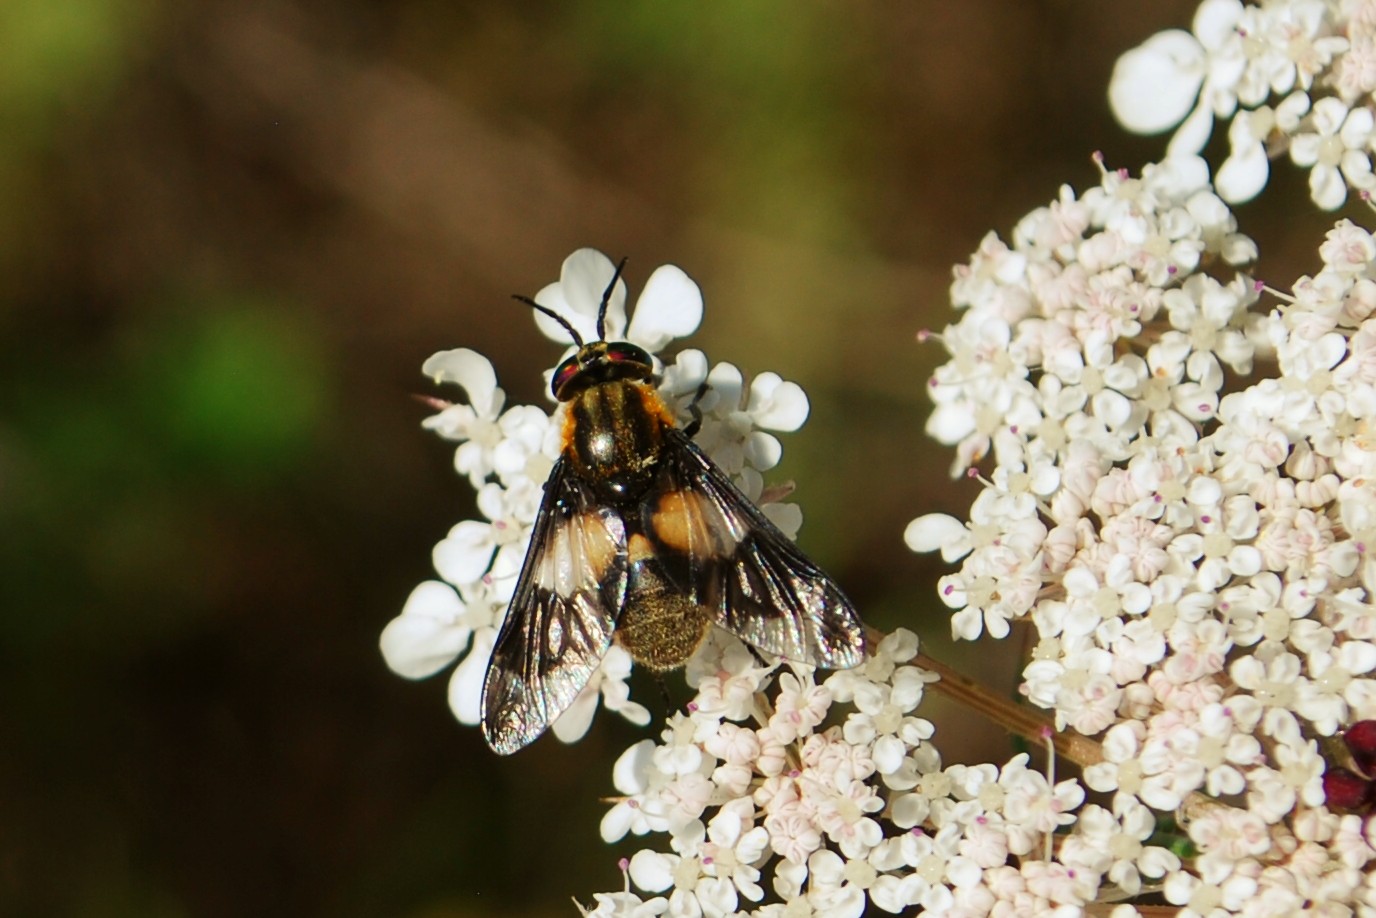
605,342 -> 653,370
551,355 -> 581,400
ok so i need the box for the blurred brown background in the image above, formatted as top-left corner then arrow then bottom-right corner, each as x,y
2,1 -> 1313,915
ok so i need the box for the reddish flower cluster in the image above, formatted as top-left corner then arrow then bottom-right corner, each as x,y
1324,720 -> 1376,810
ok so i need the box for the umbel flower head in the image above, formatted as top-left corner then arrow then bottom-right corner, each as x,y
379,248 -> 814,747
906,151 -> 1376,915
1109,0 -> 1376,209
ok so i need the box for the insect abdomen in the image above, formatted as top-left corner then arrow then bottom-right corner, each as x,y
615,534 -> 713,670
565,380 -> 675,501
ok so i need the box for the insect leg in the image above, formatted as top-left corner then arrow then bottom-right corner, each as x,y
682,381 -> 711,439
654,673 -> 675,717
745,643 -> 771,668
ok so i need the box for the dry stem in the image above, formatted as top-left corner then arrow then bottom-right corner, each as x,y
915,651 -> 1106,768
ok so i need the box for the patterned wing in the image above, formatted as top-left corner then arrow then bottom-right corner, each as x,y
481,458 -> 629,754
643,429 -> 865,668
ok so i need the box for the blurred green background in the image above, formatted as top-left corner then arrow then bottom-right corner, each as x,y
3,1 -> 1321,915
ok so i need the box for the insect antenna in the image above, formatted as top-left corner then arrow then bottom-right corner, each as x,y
513,295 -> 583,347
596,256 -> 629,342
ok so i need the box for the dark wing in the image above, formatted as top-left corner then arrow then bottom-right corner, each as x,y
481,457 -> 629,754
644,429 -> 865,668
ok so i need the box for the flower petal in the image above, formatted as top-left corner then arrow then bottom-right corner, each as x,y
432,520 -> 496,586
761,500 -> 802,540
531,248 -> 629,344
379,581 -> 470,678
1217,123 -> 1270,203
628,265 -> 703,352
904,513 -> 970,559
612,739 -> 657,795
551,675 -> 602,744
421,348 -> 501,417
747,373 -> 810,431
1109,30 -> 1206,134
744,431 -> 782,471
628,850 -> 676,893
661,348 -> 710,397
447,628 -> 494,725
706,362 -> 744,411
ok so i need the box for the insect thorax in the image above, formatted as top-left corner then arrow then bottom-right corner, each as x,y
564,379 -> 675,502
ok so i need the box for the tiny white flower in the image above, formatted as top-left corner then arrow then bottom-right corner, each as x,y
689,362 -> 809,476
1289,96 -> 1376,209
1109,28 -> 1212,139
1109,0 -> 1257,155
379,580 -> 471,679
1216,98 -> 1283,204
420,348 -> 508,487
530,248 -> 703,353
580,859 -> 670,918
554,645 -> 653,745
602,740 -> 670,843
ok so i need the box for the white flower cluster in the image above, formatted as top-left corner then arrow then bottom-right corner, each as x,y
383,7 -> 1376,916
378,249 -> 813,747
583,630 -> 1180,918
1109,0 -> 1376,209
910,152 -> 1376,912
